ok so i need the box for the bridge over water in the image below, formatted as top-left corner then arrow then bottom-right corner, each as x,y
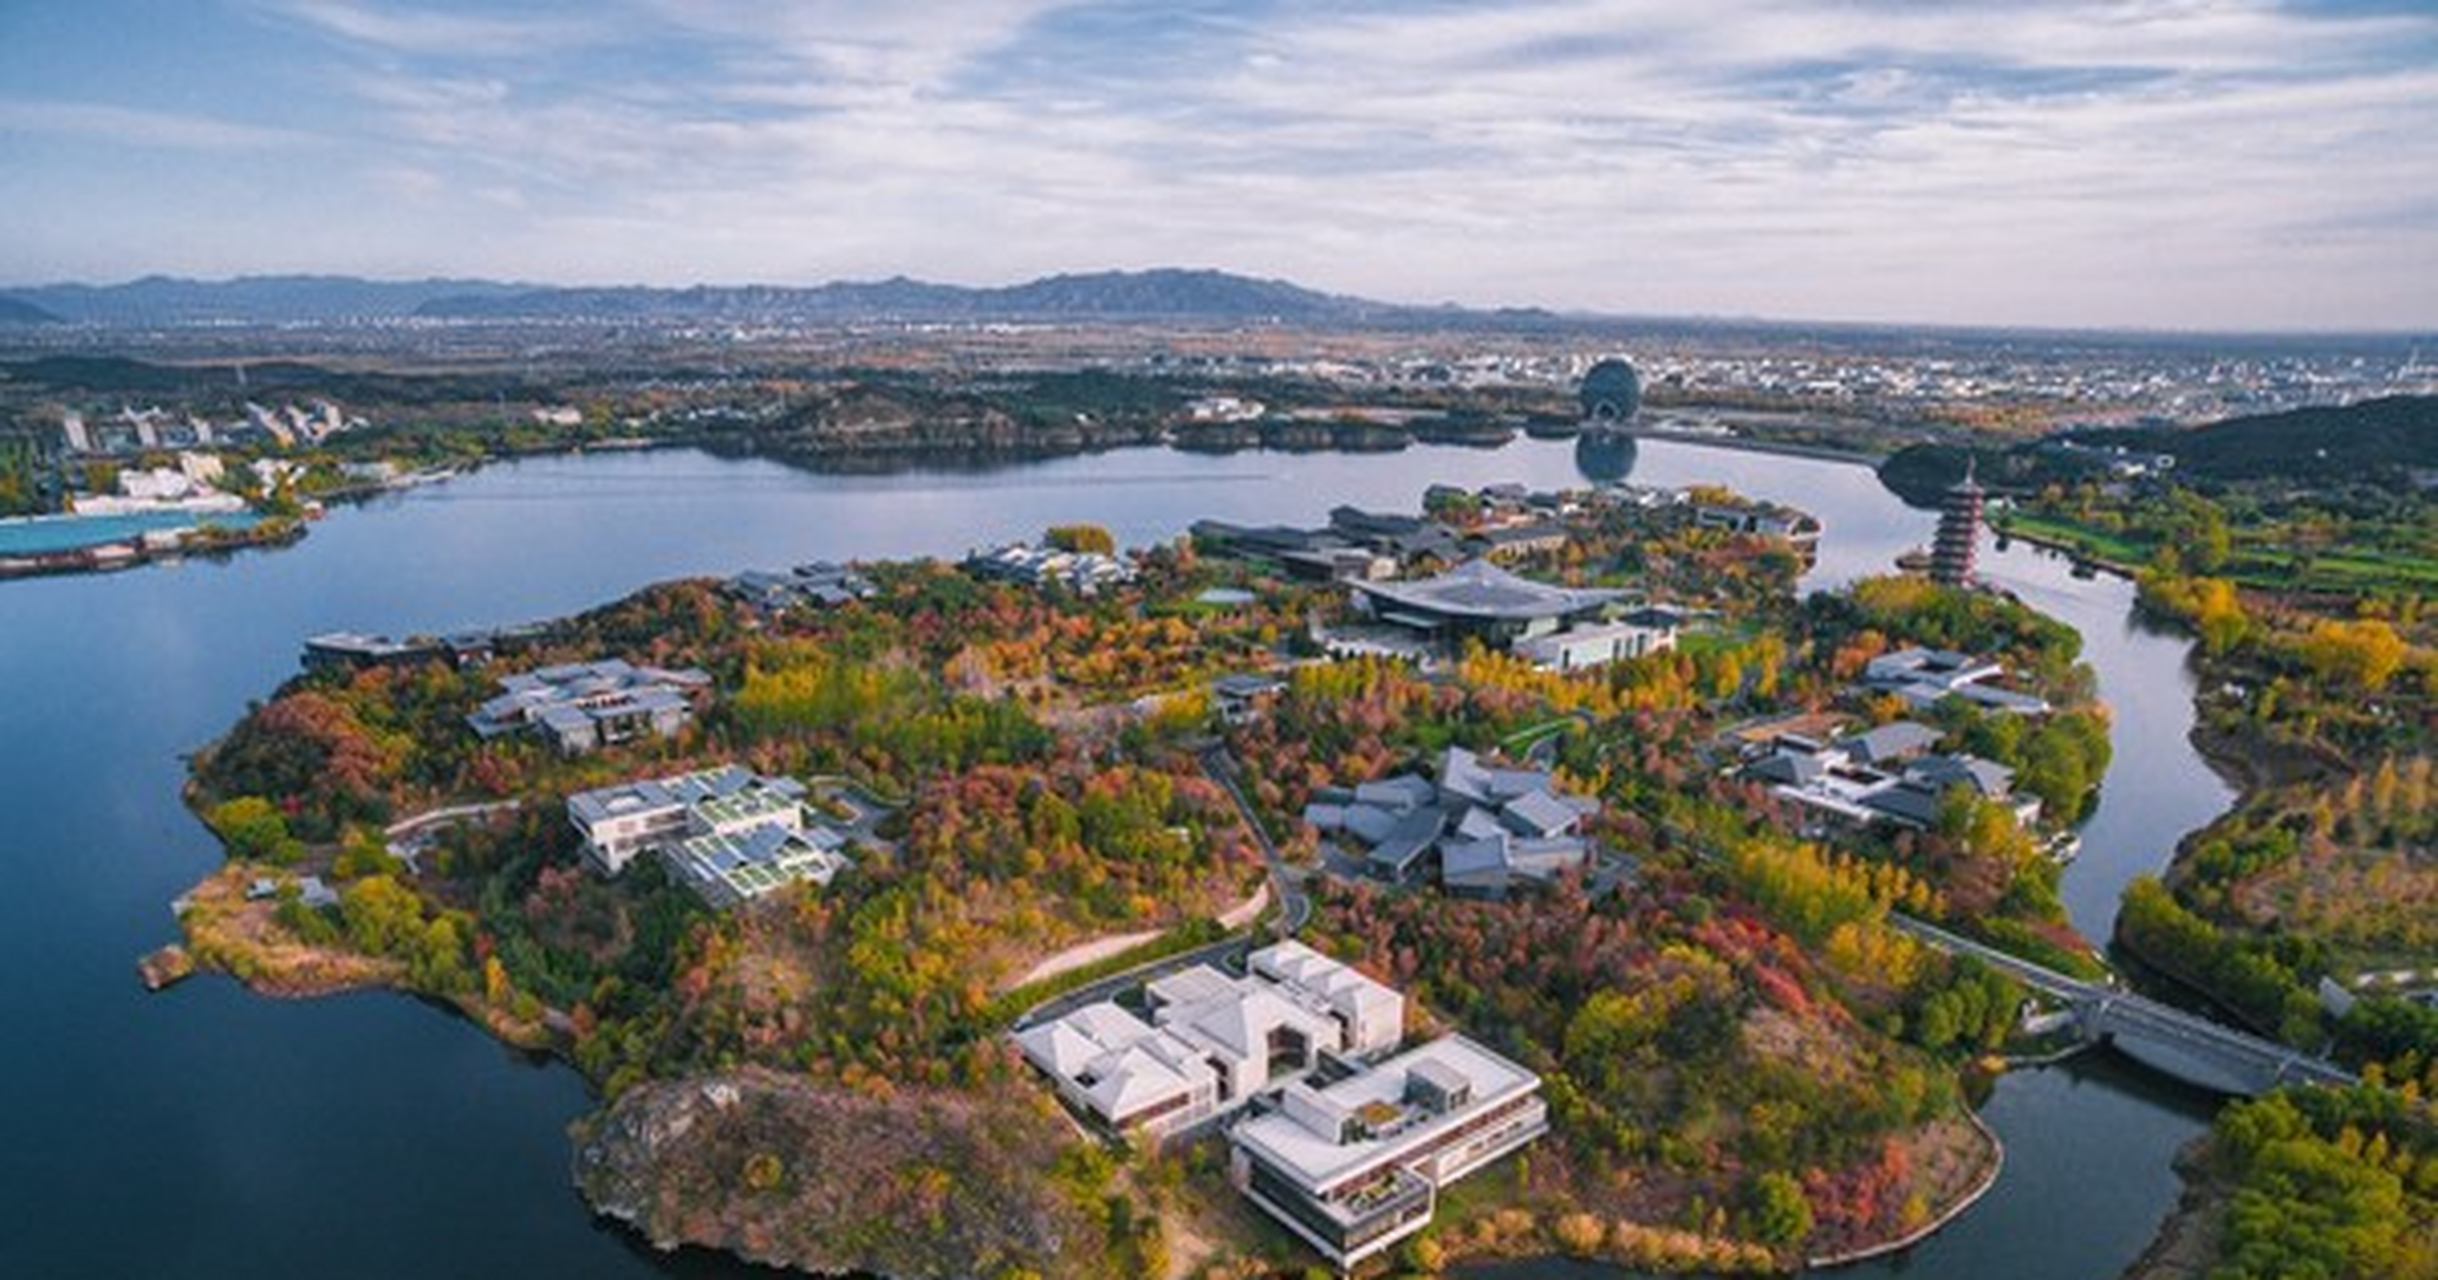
1892,916 -> 2358,1097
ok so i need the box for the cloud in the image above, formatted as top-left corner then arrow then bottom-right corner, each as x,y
7,0 -> 2435,326
0,98 -> 315,150
259,0 -> 603,57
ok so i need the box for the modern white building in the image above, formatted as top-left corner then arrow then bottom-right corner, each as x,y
1230,1034 -> 1549,1269
1512,614 -> 1678,672
1014,940 -> 1405,1143
565,765 -> 850,905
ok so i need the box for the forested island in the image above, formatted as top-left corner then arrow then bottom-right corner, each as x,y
155,477 -> 2143,1277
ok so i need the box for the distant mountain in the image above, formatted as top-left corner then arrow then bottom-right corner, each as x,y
0,296 -> 62,325
412,268 -> 1388,324
5,275 -> 534,325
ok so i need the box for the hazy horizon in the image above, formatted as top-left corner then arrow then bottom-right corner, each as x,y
5,2 -> 2435,331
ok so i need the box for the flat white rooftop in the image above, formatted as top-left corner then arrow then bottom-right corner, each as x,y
1232,1034 -> 1539,1193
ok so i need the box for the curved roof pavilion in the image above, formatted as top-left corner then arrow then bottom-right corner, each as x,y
1352,559 -> 1622,635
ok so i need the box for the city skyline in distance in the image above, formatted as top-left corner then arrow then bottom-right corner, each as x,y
4,1 -> 2435,332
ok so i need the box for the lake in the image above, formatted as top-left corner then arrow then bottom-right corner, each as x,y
0,436 -> 2224,1277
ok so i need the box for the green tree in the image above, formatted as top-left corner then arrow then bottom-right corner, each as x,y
1744,1171 -> 1814,1246
1044,523 -> 1116,555
205,796 -> 304,864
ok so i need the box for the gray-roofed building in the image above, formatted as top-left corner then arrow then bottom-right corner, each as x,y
1354,774 -> 1437,812
665,822 -> 850,908
1861,648 -> 2051,716
1846,720 -> 1942,765
1466,520 -> 1570,562
302,632 -> 445,672
1341,803 -> 1405,847
1746,750 -> 1826,787
469,658 -> 711,754
1497,788 -> 1580,839
1439,834 -> 1512,898
1743,735 -> 2038,832
965,542 -> 1136,593
1214,671 -> 1288,725
1315,745 -> 1594,897
1908,753 -> 2016,798
1860,782 -> 1946,828
1364,808 -> 1447,884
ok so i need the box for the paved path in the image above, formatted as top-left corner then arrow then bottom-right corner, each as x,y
383,800 -> 521,839
1199,745 -> 1311,936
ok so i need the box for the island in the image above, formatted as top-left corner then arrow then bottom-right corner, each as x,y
151,467 -> 2185,1278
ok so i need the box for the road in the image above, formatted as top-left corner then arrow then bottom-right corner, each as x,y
1198,744 -> 1313,936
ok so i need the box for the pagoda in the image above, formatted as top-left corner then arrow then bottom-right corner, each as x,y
1930,461 -> 1984,587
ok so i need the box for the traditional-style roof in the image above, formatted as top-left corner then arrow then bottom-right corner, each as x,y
1845,720 -> 1942,764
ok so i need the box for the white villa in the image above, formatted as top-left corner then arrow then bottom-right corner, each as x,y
1015,941 -> 1404,1142
1230,1034 -> 1550,1269
1015,941 -> 1546,1269
565,765 -> 851,907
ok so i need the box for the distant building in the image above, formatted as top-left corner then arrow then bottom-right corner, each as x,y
1932,465 -> 1984,587
1229,1034 -> 1549,1269
302,632 -> 447,672
1328,506 -> 1466,563
1191,519 -> 1394,582
964,542 -> 1136,593
1693,499 -> 1822,562
1580,357 -> 1642,423
1212,672 -> 1287,725
1744,729 -> 2040,831
1465,520 -> 1570,562
726,561 -> 875,612
468,658 -> 711,753
1862,647 -> 2050,715
566,764 -> 850,906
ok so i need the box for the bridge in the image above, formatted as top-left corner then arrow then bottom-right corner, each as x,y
1891,916 -> 2357,1097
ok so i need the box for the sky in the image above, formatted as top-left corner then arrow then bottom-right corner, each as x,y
2,0 -> 2434,330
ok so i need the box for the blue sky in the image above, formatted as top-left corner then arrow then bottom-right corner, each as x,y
2,0 -> 2433,329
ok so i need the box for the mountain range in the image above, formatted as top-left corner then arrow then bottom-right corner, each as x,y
0,269 -> 1439,327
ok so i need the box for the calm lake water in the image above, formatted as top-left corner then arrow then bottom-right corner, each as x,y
0,436 -> 2221,1277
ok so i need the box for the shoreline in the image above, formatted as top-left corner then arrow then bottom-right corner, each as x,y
1613,425 -> 1887,469
8,428 -> 1893,585
1807,1104 -> 2006,1270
